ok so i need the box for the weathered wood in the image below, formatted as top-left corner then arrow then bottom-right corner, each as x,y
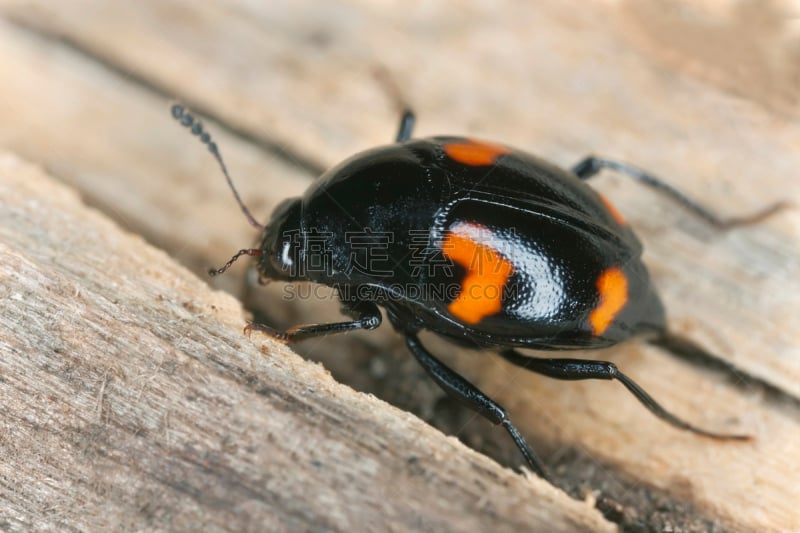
0,1 -> 798,530
0,153 -> 613,531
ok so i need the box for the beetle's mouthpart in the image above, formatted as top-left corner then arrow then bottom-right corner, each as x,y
208,248 -> 263,277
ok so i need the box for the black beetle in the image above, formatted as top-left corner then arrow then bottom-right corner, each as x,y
172,104 -> 782,478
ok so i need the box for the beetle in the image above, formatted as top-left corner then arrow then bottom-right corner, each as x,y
171,103 -> 782,478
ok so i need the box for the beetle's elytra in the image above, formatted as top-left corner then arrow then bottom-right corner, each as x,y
172,103 -> 782,479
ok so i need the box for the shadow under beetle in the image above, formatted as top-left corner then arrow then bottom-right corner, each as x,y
172,103 -> 783,479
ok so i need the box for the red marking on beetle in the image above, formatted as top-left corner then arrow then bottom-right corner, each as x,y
589,266 -> 628,335
443,139 -> 511,167
442,224 -> 513,324
598,194 -> 626,225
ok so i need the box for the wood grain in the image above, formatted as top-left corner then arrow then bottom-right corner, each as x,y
0,1 -> 798,530
0,153 -> 612,531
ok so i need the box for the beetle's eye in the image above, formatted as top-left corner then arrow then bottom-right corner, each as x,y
280,240 -> 294,269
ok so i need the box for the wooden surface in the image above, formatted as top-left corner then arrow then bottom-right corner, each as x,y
0,153 -> 612,531
0,1 -> 798,531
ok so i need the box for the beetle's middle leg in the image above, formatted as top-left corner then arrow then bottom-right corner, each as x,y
405,334 -> 549,478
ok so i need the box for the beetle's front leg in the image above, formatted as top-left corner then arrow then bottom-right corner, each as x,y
245,299 -> 381,343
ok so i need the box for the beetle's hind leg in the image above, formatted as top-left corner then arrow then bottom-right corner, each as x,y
246,300 -> 381,343
570,155 -> 788,228
405,335 -> 549,479
498,349 -> 750,441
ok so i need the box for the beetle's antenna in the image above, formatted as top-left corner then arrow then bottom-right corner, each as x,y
171,104 -> 265,230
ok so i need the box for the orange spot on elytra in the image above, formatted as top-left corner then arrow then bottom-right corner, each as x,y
598,194 -> 626,225
589,267 -> 628,336
443,225 -> 513,324
443,139 -> 511,166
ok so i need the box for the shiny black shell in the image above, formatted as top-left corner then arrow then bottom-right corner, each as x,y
260,136 -> 665,350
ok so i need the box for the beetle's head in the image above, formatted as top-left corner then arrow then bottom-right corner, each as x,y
257,198 -> 302,281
